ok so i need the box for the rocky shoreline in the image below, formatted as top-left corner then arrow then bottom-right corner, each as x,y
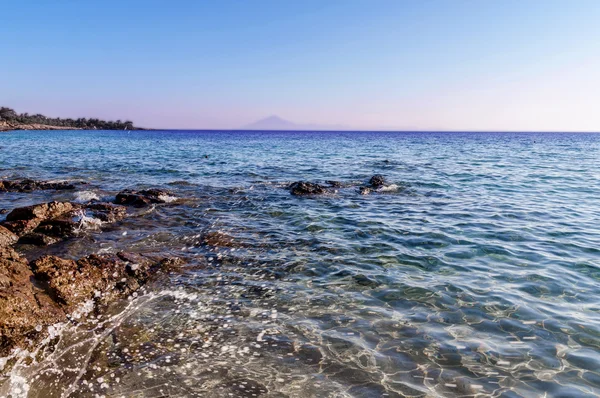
0,180 -> 183,360
0,121 -> 81,132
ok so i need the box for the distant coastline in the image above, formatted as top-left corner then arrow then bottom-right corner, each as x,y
0,106 -> 143,131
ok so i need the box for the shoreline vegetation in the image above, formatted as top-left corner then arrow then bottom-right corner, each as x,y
0,106 -> 142,131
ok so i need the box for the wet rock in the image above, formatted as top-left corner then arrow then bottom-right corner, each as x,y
0,179 -> 85,193
0,248 -> 183,356
86,202 -> 127,223
5,201 -> 75,222
202,231 -> 250,248
369,174 -> 386,188
1,201 -> 127,246
326,180 -> 343,188
1,218 -> 42,236
32,252 -> 182,308
289,181 -> 326,196
18,232 -> 60,246
0,225 -> 18,248
0,209 -> 8,215
115,188 -> 173,207
34,217 -> 80,239
0,247 -> 66,356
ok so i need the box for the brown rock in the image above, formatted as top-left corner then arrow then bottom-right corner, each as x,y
2,201 -> 126,246
6,201 -> 75,222
0,247 -> 66,356
1,218 -> 42,236
1,247 -> 183,357
115,189 -> 173,207
86,202 -> 127,223
0,225 -> 18,248
18,232 -> 61,246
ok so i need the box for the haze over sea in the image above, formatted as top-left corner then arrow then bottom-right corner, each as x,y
1,130 -> 600,397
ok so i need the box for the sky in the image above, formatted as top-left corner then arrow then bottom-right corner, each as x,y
2,0 -> 600,131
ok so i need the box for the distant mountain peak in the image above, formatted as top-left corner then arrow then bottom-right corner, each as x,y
242,115 -> 347,131
243,115 -> 298,130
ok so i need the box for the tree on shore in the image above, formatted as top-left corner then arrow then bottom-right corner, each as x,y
0,106 -> 138,130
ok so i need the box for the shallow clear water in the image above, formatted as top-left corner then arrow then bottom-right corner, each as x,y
1,130 -> 600,397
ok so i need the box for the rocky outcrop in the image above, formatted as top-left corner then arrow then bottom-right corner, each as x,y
0,248 -> 182,356
0,179 -> 86,192
5,201 -> 75,222
289,181 -> 327,196
0,183 -> 185,358
369,174 -> 386,188
0,120 -> 81,132
115,188 -> 174,207
0,247 -> 66,357
0,226 -> 18,248
1,201 -> 127,246
359,175 -> 391,195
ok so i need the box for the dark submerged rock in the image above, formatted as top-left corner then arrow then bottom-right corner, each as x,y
369,174 -> 386,188
289,181 -> 326,196
0,179 -> 86,193
115,188 -> 173,207
18,232 -> 60,246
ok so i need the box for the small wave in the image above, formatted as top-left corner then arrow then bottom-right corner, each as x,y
71,210 -> 103,231
158,194 -> 178,203
377,184 -> 400,192
73,190 -> 100,203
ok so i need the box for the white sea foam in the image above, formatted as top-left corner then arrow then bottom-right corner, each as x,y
73,190 -> 100,203
71,210 -> 103,232
158,194 -> 178,203
377,184 -> 399,192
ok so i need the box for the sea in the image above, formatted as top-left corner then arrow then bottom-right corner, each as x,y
1,130 -> 600,397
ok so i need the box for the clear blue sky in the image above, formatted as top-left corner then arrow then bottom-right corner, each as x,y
2,0 -> 599,130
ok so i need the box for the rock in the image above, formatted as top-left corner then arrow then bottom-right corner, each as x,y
34,218 -> 79,239
0,247 -> 66,356
1,219 -> 42,236
17,232 -> 60,246
2,201 -> 126,246
1,248 -> 183,356
0,226 -> 18,248
289,181 -> 326,196
359,187 -> 372,195
0,209 -> 8,215
5,201 -> 75,222
32,252 -> 182,309
115,189 -> 173,207
203,231 -> 243,248
86,203 -> 127,223
0,179 -> 86,193
326,180 -> 343,188
369,175 -> 386,188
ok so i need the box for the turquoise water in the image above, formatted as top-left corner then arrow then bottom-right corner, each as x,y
1,130 -> 600,397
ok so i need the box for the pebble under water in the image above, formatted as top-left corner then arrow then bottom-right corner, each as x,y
1,130 -> 600,397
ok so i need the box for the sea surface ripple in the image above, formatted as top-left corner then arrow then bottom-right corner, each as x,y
1,130 -> 600,397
